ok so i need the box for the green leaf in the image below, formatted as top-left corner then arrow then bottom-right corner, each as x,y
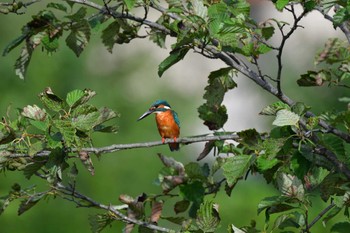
39,87 -> 65,112
261,26 -> 275,40
196,200 -> 220,232
18,192 -> 46,215
158,48 -> 189,77
72,111 -> 100,131
174,199 -> 190,214
41,34 -> 59,53
66,6 -> 87,20
323,206 -> 342,225
66,19 -> 91,57
272,211 -> 305,230
96,107 -> 119,125
260,101 -> 290,116
257,195 -> 294,215
28,141 -> 45,157
123,0 -> 136,10
222,155 -> 255,187
185,162 -> 210,181
275,0 -> 289,11
53,120 -> 76,147
3,33 -> 28,56
198,103 -> 228,130
297,70 -> 328,86
101,20 -> 120,53
23,157 -> 46,179
66,89 -> 85,107
273,109 -> 300,127
331,222 -> 350,233
15,43 -> 33,80
333,7 -> 350,27
47,2 -> 67,12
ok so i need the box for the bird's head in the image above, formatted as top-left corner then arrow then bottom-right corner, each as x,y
137,100 -> 171,121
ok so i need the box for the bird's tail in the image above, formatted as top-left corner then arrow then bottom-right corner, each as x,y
169,143 -> 180,151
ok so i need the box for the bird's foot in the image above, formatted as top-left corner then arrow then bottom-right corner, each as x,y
174,137 -> 177,142
162,138 -> 165,143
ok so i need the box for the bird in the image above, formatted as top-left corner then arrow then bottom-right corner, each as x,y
137,100 -> 180,151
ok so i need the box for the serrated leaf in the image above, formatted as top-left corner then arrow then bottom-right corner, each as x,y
222,155 -> 255,187
272,211 -> 305,230
66,6 -> 87,20
18,192 -> 46,215
198,104 -> 228,130
72,111 -> 100,132
196,200 -> 220,232
23,157 -> 47,179
158,48 -> 189,77
66,20 -> 91,57
29,119 -> 49,131
53,120 -> 76,147
179,181 -> 205,207
96,107 -> 119,125
273,109 -> 300,127
66,89 -> 85,107
22,105 -> 46,120
28,141 -> 45,157
101,20 -> 120,53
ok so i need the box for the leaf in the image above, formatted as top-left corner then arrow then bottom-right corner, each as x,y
29,119 -> 49,131
66,19 -> 91,57
196,200 -> 220,232
123,0 -> 136,10
23,157 -> 46,179
28,141 -> 45,157
185,162 -> 210,181
39,87 -> 65,112
276,173 -> 304,200
331,222 -> 350,233
191,0 -> 207,18
198,104 -> 228,130
174,200 -> 190,214
150,201 -> 163,223
260,101 -> 290,116
179,181 -> 205,217
297,70 -> 328,86
72,111 -> 100,132
3,33 -> 28,56
47,2 -> 67,12
222,155 -> 255,187
18,192 -> 46,215
275,0 -> 289,11
261,26 -> 275,40
15,43 -> 33,80
22,105 -> 47,120
96,107 -> 119,125
158,48 -> 189,77
66,89 -> 85,107
53,120 -> 76,147
272,211 -> 305,230
101,20 -> 120,53
272,109 -> 300,127
257,195 -> 294,215
89,214 -> 114,233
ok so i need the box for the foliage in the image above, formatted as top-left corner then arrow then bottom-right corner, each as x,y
1,0 -> 350,232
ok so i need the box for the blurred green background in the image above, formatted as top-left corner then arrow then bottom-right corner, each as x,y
0,1 -> 349,232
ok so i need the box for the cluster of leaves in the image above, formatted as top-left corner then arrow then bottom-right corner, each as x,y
0,88 -> 118,215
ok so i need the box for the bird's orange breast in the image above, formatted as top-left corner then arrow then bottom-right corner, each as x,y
155,111 -> 180,138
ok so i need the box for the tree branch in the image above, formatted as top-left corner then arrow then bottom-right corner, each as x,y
303,202 -> 335,232
54,182 -> 173,232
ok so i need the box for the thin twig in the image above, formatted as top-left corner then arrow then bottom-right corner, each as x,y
54,182 -> 174,232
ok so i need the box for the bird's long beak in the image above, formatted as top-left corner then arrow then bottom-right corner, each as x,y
137,109 -> 154,121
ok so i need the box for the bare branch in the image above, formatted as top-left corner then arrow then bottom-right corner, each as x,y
303,202 -> 335,232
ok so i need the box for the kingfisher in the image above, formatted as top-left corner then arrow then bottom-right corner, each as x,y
137,100 -> 180,151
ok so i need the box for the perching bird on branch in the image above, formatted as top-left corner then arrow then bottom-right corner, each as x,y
137,100 -> 180,151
